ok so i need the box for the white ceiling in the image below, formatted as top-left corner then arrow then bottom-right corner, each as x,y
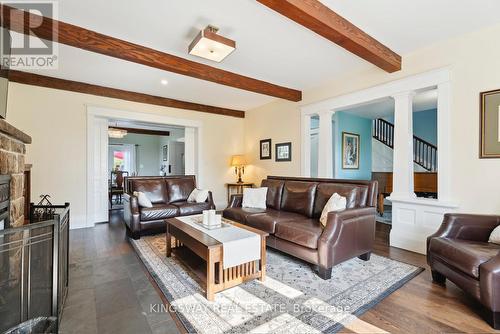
14,0 -> 500,111
341,89 -> 438,119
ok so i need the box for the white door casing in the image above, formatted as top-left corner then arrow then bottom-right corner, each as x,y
86,106 -> 202,228
87,116 -> 109,224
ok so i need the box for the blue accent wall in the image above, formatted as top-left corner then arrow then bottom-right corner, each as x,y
334,112 -> 372,180
413,109 -> 437,145
384,109 -> 437,145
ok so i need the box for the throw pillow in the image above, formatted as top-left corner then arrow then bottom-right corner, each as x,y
187,189 -> 199,202
242,187 -> 268,209
133,191 -> 153,208
320,193 -> 347,227
489,225 -> 500,245
187,188 -> 209,203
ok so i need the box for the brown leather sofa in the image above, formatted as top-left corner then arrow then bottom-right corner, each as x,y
123,175 -> 215,239
223,176 -> 378,279
427,213 -> 500,329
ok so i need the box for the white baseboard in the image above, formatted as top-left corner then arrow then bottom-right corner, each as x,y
69,214 -> 93,230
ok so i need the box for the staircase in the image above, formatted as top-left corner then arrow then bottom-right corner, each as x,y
372,118 -> 437,172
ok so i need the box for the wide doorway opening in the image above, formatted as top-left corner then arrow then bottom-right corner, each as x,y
87,106 -> 201,227
107,121 -> 186,212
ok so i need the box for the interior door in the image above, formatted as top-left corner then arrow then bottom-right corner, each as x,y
169,142 -> 185,175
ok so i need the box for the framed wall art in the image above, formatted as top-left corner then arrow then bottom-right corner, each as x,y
480,89 -> 500,158
162,144 -> 168,161
275,142 -> 291,162
260,139 -> 271,160
342,132 -> 360,169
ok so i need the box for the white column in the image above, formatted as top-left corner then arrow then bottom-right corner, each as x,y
318,110 -> 334,178
184,127 -> 196,176
437,82 -> 452,201
391,91 -> 416,199
301,113 -> 312,176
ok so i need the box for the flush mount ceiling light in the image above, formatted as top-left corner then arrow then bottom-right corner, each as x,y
160,79 -> 168,85
188,25 -> 236,63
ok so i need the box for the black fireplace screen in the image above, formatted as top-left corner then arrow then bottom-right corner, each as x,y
0,203 -> 70,332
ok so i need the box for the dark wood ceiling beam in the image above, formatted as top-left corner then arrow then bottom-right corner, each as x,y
1,4 -> 302,101
110,127 -> 171,137
257,0 -> 401,73
8,70 -> 245,118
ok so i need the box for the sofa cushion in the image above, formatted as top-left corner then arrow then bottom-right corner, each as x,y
166,177 -> 196,203
173,201 -> 211,216
281,181 -> 318,217
131,179 -> 168,204
275,219 -> 323,249
140,204 -> 179,221
429,238 -> 500,278
261,179 -> 284,209
246,210 -> 305,234
223,207 -> 266,223
313,183 -> 357,217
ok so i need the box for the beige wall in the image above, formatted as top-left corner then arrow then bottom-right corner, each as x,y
6,84 -> 244,228
6,21 -> 500,229
245,22 -> 500,214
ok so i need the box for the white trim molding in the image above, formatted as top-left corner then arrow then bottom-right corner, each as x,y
300,67 -> 459,254
301,67 -> 451,115
85,105 -> 203,229
318,110 -> 335,178
301,113 -> 312,176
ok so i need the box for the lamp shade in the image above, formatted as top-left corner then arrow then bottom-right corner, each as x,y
230,155 -> 246,167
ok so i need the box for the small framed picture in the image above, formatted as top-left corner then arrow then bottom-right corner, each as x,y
162,145 -> 168,161
480,89 -> 500,158
275,142 -> 292,162
342,132 -> 360,169
260,139 -> 272,160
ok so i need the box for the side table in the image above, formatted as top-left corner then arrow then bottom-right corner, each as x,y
226,182 -> 254,204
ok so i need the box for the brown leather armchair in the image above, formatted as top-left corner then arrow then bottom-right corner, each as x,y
427,213 -> 500,329
223,176 -> 378,279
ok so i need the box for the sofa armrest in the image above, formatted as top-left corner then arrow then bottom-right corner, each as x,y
227,194 -> 243,208
123,193 -> 141,237
207,191 -> 216,210
480,253 -> 500,312
318,207 -> 376,268
124,193 -> 139,214
427,213 -> 500,249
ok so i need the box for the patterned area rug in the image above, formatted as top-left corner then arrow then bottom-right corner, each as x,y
131,235 -> 423,333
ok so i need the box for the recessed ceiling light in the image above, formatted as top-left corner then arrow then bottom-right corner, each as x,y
160,79 -> 168,85
188,25 -> 236,63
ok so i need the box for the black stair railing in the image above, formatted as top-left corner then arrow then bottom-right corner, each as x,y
372,118 -> 437,172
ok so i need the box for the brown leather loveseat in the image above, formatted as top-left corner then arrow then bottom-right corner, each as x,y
223,176 -> 378,279
427,213 -> 500,329
123,175 -> 215,239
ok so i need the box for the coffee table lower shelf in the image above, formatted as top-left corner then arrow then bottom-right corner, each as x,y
165,218 -> 267,301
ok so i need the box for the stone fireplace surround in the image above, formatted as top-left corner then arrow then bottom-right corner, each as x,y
0,119 -> 31,227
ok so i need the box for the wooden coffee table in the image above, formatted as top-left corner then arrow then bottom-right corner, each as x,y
165,217 -> 268,301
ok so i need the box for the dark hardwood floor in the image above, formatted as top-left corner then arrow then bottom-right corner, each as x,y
61,212 -> 498,334
60,211 -> 180,334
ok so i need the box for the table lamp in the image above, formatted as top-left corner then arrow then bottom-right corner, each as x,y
231,155 -> 246,183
